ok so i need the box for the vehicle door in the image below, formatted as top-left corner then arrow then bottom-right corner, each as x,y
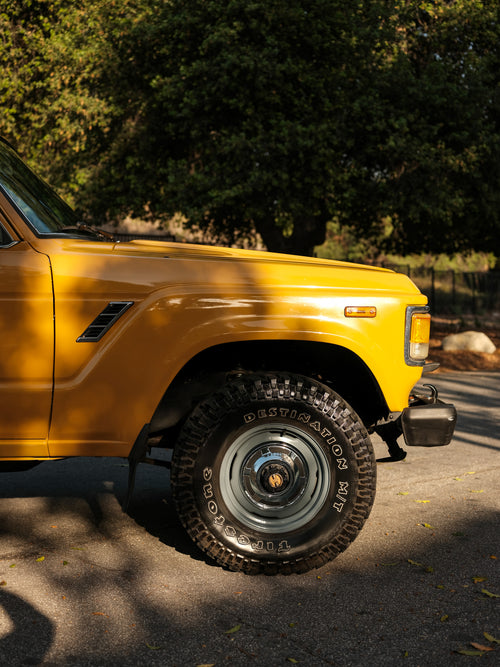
0,218 -> 53,456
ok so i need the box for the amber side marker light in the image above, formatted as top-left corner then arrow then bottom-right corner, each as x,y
345,306 -> 377,318
410,312 -> 431,360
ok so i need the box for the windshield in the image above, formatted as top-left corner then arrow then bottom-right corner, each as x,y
0,139 -> 90,236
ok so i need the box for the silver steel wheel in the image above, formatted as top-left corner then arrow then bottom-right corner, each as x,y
219,423 -> 331,533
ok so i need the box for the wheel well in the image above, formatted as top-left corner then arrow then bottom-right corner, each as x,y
149,340 -> 387,437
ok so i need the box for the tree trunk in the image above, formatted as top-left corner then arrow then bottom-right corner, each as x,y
257,217 -> 328,256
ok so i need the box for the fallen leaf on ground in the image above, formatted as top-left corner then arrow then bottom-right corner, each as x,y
397,491 -> 409,495
36,556 -> 44,562
407,559 -> 433,573
0,581 -> 6,586
470,643 -> 494,652
225,625 -> 241,635
415,500 -> 430,504
440,615 -> 449,622
482,589 -> 500,598
469,489 -> 484,493
145,642 -> 162,650
92,612 -> 108,617
472,576 -> 487,583
484,632 -> 500,644
457,648 -> 485,656
421,523 -> 434,530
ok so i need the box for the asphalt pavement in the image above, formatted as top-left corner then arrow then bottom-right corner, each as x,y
0,373 -> 499,666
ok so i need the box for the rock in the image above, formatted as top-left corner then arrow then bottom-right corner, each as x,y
441,331 -> 496,354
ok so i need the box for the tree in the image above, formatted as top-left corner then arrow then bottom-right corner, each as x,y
338,0 -> 500,255
2,1 -> 500,256
0,0 -> 150,206
1,0 -> 394,255
87,0 -> 392,255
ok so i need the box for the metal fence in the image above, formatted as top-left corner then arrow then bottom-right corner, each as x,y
382,264 -> 500,315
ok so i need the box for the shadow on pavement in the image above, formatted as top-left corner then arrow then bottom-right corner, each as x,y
0,588 -> 54,665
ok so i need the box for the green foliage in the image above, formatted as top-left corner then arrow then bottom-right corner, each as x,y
89,0 -> 385,254
378,252 -> 497,273
315,220 -> 380,263
340,0 -> 500,255
316,222 -> 496,271
1,0 -> 500,255
0,0 -> 151,205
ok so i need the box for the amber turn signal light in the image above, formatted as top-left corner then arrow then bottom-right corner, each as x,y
344,306 -> 377,318
410,312 -> 430,360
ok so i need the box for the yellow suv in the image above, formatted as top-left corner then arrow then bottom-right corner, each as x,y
0,138 -> 455,574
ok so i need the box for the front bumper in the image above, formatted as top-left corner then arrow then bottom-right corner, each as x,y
401,386 -> 457,447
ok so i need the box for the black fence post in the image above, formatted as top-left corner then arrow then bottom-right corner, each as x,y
430,267 -> 435,312
451,270 -> 455,311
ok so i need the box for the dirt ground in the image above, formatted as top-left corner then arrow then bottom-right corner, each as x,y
429,315 -> 500,373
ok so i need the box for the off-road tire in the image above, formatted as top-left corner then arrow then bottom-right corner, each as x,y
171,372 -> 376,574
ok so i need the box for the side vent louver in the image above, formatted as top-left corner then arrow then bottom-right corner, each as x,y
77,301 -> 134,342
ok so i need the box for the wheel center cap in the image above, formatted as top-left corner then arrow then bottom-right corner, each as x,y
268,472 -> 284,488
260,463 -> 290,494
